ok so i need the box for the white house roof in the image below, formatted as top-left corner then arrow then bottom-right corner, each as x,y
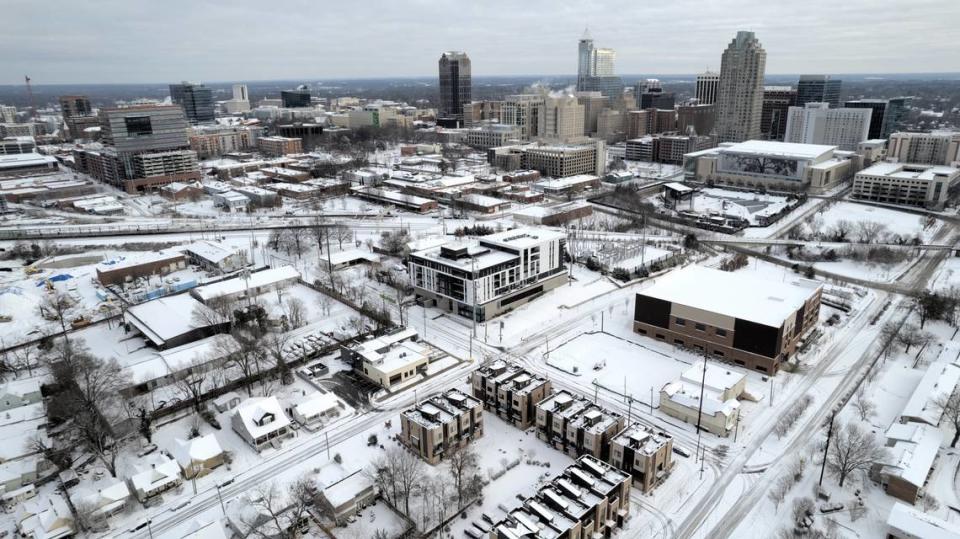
191,265 -> 299,302
0,378 -> 41,400
327,249 -> 381,266
234,396 -> 291,439
129,456 -> 181,494
662,381 -> 739,418
881,423 -> 942,489
322,469 -> 375,508
887,502 -> 960,539
181,241 -> 242,264
639,265 -> 820,328
681,361 -> 744,395
294,392 -> 342,419
172,434 -> 223,469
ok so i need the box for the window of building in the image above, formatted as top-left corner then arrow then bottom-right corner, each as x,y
734,359 -> 745,366
715,328 -> 727,337
124,115 -> 153,136
674,339 -> 684,345
756,365 -> 768,372
695,323 -> 706,331
637,328 -> 647,335
675,317 -> 686,326
713,350 -> 724,357
655,333 -> 665,340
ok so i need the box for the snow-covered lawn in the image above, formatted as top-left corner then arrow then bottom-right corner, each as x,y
815,201 -> 937,243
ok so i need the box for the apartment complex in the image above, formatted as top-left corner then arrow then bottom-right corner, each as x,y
258,136 -> 303,157
783,102 -> 872,151
715,31 -> 766,142
59,95 -> 97,141
409,227 -> 567,321
608,424 -> 674,493
490,455 -> 631,539
633,265 -> 822,373
682,139 -> 860,193
534,391 -> 626,460
887,131 -> 960,166
470,361 -> 552,429
852,162 -> 959,210
399,389 -> 483,464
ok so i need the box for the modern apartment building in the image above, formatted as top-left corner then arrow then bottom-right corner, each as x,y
169,82 -> 214,124
608,424 -> 674,493
131,150 -> 200,183
470,360 -> 552,429
438,51 -> 472,127
626,134 -> 716,165
59,95 -> 95,140
784,102 -> 872,151
887,131 -> 960,166
715,31 -> 766,143
534,391 -> 626,460
696,72 -> 720,105
258,136 -> 302,157
409,227 -> 567,321
633,265 -> 822,373
490,455 -> 632,539
852,162 -> 959,210
682,139 -> 861,193
760,87 -> 797,141
399,389 -> 483,464
796,75 -> 842,108
188,126 -> 257,158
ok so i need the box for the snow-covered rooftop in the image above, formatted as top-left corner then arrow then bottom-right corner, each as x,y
294,391 -> 342,419
234,396 -> 290,439
901,360 -> 960,426
322,469 -> 375,508
662,381 -> 740,418
129,455 -> 181,495
638,265 -> 820,328
124,294 -> 219,347
721,140 -> 836,160
887,502 -> 960,539
191,265 -> 299,302
881,423 -> 942,489
681,361 -> 745,396
172,434 -> 223,469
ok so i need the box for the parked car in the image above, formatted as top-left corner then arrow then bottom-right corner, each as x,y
136,444 -> 158,457
200,410 -> 222,430
672,446 -> 692,458
819,502 -> 844,514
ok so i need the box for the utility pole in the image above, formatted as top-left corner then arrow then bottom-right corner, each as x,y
770,376 -> 775,407
325,227 -> 334,290
694,352 -> 708,463
627,396 -> 633,423
650,386 -> 654,414
734,408 -> 741,443
818,413 -> 836,488
471,256 -> 477,339
325,431 -> 331,460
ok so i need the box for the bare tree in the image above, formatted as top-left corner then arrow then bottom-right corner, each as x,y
348,315 -> 366,337
878,321 -> 901,358
826,421 -> 887,487
447,444 -> 481,509
192,296 -> 236,329
264,333 -> 293,385
935,390 -> 960,447
11,345 -> 40,377
316,294 -> 334,316
244,479 -> 312,539
895,323 -> 926,354
173,359 -> 209,414
852,385 -> 876,422
38,290 -> 74,336
217,332 -> 262,397
333,225 -> 353,250
768,475 -> 791,509
370,446 -> 422,516
855,221 -> 888,243
284,297 -> 307,330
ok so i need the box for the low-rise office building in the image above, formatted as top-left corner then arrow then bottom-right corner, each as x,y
852,162 -> 959,210
350,186 -> 438,213
660,361 -> 746,437
470,360 -> 552,429
258,136 -> 302,157
535,391 -> 626,460
399,389 -> 484,464
533,174 -> 601,196
489,139 -> 606,178
634,265 -> 822,373
409,227 -> 567,321
95,251 -> 186,286
608,424 -> 673,493
341,328 -> 437,390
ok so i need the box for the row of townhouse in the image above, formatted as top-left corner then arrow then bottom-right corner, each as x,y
470,360 -> 553,429
399,389 -> 484,464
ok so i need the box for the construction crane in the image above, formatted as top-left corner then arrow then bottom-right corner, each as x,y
25,75 -> 36,118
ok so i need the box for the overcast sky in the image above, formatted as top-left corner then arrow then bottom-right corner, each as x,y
4,0 -> 958,85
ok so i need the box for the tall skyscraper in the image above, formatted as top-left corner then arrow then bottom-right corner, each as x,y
576,29 -> 623,103
281,86 -> 312,108
696,72 -> 720,105
882,97 -> 909,138
715,31 -> 766,143
796,75 -> 842,108
224,84 -> 251,114
760,87 -> 797,141
438,51 -> 472,127
169,82 -> 214,124
635,79 -> 675,110
232,84 -> 248,102
784,103 -> 872,151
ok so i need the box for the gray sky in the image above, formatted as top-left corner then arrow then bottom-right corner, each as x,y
4,0 -> 958,85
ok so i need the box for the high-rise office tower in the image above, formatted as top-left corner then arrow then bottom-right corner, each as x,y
576,91 -> 608,136
796,75 -> 841,108
635,80 -> 675,110
438,51 -> 472,127
501,94 -> 545,140
696,72 -> 720,105
784,103 -> 872,151
715,31 -> 766,143
843,100 -> 887,139
882,98 -> 908,138
169,82 -> 214,124
576,29 -> 623,103
281,86 -> 312,108
59,95 -> 92,118
224,84 -> 251,114
760,87 -> 797,141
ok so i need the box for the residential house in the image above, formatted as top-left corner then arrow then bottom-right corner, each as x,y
172,434 -> 225,479
608,424 -> 674,493
231,396 -> 294,452
128,455 -> 183,503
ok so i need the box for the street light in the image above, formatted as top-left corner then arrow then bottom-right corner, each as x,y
216,478 -> 235,515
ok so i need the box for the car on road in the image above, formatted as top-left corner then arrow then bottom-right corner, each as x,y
672,446 -> 692,458
819,502 -> 844,514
